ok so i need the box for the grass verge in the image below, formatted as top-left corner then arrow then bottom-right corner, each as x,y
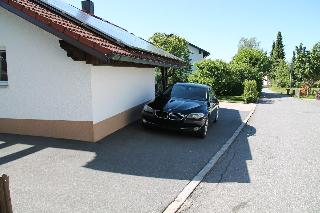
270,86 -> 318,100
300,95 -> 317,100
270,86 -> 289,94
219,95 -> 245,103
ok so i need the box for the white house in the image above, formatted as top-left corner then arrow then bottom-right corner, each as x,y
0,0 -> 182,142
188,42 -> 210,70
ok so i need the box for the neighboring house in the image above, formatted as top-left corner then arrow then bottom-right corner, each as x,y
0,0 -> 182,142
188,42 -> 210,70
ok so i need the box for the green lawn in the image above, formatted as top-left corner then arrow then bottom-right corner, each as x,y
219,95 -> 245,103
300,95 -> 317,100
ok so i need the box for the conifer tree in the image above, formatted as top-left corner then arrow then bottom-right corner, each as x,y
274,31 -> 285,60
271,41 -> 276,59
271,32 -> 285,62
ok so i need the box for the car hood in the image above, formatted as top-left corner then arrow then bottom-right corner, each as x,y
149,97 -> 207,114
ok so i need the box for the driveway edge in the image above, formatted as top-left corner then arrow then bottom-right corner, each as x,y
163,103 -> 257,213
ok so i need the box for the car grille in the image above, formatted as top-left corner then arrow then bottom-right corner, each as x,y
155,111 -> 168,119
155,111 -> 185,120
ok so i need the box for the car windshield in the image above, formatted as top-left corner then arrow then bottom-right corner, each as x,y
168,85 -> 207,101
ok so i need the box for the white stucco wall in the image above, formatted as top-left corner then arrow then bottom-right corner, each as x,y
91,66 -> 155,124
0,7 -> 156,125
188,44 -> 205,70
0,7 -> 93,121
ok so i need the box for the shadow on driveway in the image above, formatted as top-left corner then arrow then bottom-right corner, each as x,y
0,107 -> 254,183
204,124 -> 256,183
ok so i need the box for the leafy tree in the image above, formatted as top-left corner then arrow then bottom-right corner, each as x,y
293,43 -> 320,95
232,48 -> 271,76
188,59 -> 236,95
149,33 -> 192,92
310,42 -> 320,84
294,43 -> 311,85
236,38 -> 269,81
238,37 -> 261,50
231,48 -> 271,93
189,42 -> 273,96
273,60 -> 290,88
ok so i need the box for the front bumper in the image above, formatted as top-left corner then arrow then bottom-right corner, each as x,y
142,111 -> 206,132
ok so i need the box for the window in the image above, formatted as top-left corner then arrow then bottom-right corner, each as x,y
0,50 -> 8,83
170,85 -> 207,101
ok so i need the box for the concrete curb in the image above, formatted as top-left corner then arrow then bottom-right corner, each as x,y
163,103 -> 257,213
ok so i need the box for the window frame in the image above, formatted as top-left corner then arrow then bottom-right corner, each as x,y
0,49 -> 8,86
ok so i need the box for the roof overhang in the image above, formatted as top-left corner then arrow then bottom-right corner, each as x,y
188,42 -> 210,58
0,0 -> 184,68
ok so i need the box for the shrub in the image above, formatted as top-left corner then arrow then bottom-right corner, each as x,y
243,80 -> 258,103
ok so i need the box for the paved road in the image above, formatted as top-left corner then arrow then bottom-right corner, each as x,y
0,103 -> 253,213
179,89 -> 320,213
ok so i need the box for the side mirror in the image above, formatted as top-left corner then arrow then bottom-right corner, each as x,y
213,96 -> 218,103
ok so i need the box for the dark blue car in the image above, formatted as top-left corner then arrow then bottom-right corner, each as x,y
142,83 -> 219,138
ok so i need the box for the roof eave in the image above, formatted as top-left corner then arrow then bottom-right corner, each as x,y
203,52 -> 210,58
0,1 -> 110,62
0,0 -> 183,68
188,42 -> 210,58
32,0 -> 182,66
111,54 -> 182,68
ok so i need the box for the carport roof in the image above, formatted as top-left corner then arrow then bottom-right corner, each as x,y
0,0 -> 184,68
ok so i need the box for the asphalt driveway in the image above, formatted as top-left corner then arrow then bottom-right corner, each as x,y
0,103 -> 254,213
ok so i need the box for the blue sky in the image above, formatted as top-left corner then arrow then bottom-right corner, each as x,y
66,0 -> 320,62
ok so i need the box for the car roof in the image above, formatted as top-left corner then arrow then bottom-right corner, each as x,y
174,82 -> 210,89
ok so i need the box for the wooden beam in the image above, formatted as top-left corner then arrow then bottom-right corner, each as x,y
59,40 -> 155,68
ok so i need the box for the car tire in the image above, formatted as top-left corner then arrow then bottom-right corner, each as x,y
197,117 -> 209,138
141,120 -> 150,129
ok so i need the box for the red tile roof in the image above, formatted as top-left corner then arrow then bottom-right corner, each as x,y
0,0 -> 183,67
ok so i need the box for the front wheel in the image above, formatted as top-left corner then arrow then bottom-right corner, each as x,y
141,120 -> 150,129
196,117 -> 209,138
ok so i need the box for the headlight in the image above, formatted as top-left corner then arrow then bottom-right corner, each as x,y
143,105 -> 154,113
187,113 -> 205,119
